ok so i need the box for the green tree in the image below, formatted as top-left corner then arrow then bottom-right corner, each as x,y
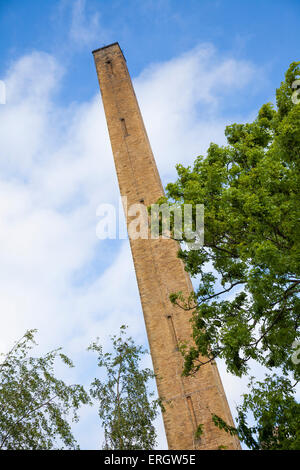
236,375 -> 300,450
212,375 -> 300,450
0,329 -> 90,449
163,62 -> 300,448
89,325 -> 160,450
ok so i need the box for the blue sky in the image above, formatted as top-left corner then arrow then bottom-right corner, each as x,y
1,0 -> 299,107
0,0 -> 299,450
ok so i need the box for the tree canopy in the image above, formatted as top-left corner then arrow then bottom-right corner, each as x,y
0,330 -> 90,449
89,325 -> 160,450
164,61 -> 300,448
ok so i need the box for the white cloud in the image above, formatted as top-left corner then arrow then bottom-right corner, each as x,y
0,43 -> 263,449
134,43 -> 256,184
69,0 -> 106,47
1,52 -> 63,175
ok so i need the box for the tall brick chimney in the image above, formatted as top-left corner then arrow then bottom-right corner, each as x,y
92,42 -> 240,450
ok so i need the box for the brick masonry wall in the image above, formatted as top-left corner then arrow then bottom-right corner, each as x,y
93,43 -> 240,450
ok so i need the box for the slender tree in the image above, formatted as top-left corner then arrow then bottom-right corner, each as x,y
89,325 -> 160,450
0,329 -> 90,449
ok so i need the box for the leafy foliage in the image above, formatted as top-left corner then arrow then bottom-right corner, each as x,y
164,62 -> 300,448
212,414 -> 238,437
89,325 -> 160,450
0,330 -> 90,449
235,375 -> 300,450
194,423 -> 204,439
165,61 -> 300,379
